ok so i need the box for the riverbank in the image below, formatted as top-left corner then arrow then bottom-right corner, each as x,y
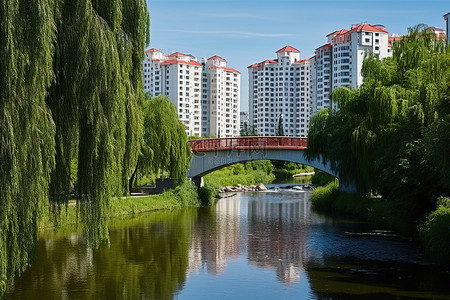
200,161 -> 316,204
310,181 -> 450,266
203,161 -> 275,188
39,181 -> 200,229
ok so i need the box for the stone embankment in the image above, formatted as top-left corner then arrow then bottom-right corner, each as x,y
218,183 -> 315,193
219,183 -> 267,193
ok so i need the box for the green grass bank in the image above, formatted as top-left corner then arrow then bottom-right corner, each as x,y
310,182 -> 450,266
39,181 -> 200,229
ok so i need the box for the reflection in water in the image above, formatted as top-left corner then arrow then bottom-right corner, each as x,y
188,196 -> 241,276
247,192 -> 311,284
5,188 -> 450,299
5,209 -> 198,300
187,191 -> 312,284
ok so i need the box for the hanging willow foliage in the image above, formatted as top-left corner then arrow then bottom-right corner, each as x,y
306,24 -> 449,228
0,0 -> 56,292
133,95 -> 191,185
1,0 -> 149,291
47,0 -> 150,246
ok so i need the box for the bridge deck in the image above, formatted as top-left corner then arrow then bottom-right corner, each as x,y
189,137 -> 307,152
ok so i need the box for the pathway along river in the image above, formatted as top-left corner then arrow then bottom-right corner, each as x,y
4,183 -> 450,299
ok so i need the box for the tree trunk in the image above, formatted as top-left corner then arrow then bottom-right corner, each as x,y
129,165 -> 138,194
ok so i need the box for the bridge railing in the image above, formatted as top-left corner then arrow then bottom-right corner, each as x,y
189,137 -> 307,152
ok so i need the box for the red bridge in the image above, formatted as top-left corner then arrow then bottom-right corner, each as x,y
187,136 -> 355,193
189,136 -> 308,152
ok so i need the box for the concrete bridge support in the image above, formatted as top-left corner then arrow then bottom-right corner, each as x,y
191,177 -> 204,188
339,180 -> 357,194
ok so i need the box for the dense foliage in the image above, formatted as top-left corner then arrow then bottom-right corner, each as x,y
48,0 -> 150,247
419,197 -> 450,265
271,162 -> 313,179
204,161 -> 275,190
306,25 -> 449,234
130,95 -> 191,188
0,0 -> 57,293
0,0 -> 150,292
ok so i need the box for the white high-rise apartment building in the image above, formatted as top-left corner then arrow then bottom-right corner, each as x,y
202,56 -> 240,137
310,24 -> 393,114
239,111 -> 249,133
142,49 -> 240,137
312,42 -> 333,113
248,46 -> 311,137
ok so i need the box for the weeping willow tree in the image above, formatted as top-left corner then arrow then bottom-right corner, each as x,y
0,0 -> 56,293
0,0 -> 149,291
47,0 -> 149,246
130,95 -> 191,189
307,25 -> 449,232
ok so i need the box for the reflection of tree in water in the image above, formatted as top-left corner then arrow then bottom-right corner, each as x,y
188,196 -> 241,276
247,194 -> 311,284
306,256 -> 450,300
4,209 -> 198,300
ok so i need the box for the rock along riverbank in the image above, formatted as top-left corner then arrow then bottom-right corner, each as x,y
218,183 -> 315,193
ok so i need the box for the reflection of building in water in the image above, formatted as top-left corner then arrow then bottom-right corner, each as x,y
247,194 -> 311,284
188,194 -> 241,276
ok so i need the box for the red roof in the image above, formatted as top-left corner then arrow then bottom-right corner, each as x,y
388,36 -> 402,42
160,59 -> 202,67
428,26 -> 445,32
247,59 -> 278,68
208,55 -> 227,62
294,59 -> 310,64
146,48 -> 161,53
168,52 -> 187,57
212,66 -> 240,74
316,43 -> 332,50
276,46 -> 300,53
151,58 -> 163,61
347,24 -> 388,34
326,29 -> 348,37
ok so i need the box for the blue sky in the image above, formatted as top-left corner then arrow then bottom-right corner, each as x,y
145,0 -> 448,111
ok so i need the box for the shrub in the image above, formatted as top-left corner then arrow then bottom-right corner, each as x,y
171,180 -> 199,206
272,169 -> 291,179
367,200 -> 397,229
310,181 -> 339,211
198,184 -> 219,206
419,198 -> 450,265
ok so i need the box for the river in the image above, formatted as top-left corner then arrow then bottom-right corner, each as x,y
4,183 -> 450,299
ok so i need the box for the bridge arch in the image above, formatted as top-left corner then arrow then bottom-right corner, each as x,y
187,148 -> 337,178
187,137 -> 356,193
188,136 -> 336,176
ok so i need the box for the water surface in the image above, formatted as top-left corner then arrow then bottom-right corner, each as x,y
4,185 -> 450,299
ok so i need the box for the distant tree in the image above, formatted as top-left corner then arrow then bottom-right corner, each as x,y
277,115 -> 284,136
250,125 -> 258,136
240,122 -> 249,136
130,95 -> 191,190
